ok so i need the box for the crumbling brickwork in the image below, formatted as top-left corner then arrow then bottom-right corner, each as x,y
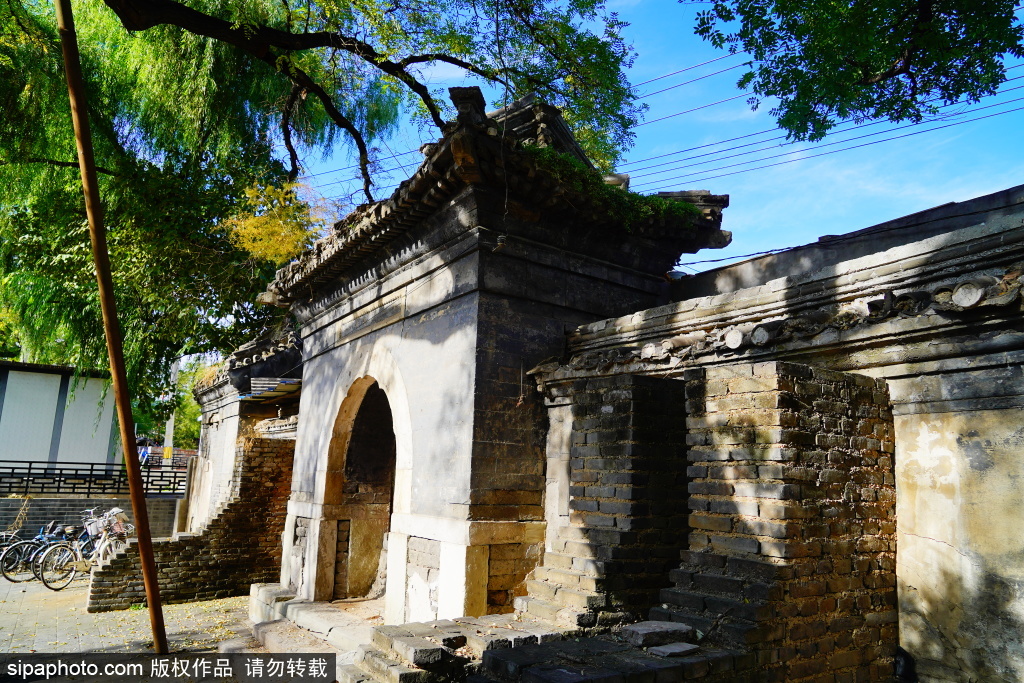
87,438 -> 292,611
651,361 -> 896,682
487,542 -> 540,613
519,374 -> 689,625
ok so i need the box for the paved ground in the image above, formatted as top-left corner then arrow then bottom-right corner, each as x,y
0,576 -> 252,654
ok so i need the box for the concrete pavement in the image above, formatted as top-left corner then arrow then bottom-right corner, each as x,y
0,576 -> 252,654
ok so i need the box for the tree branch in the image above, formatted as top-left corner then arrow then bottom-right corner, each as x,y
852,0 -> 934,86
399,54 -> 512,90
281,84 -> 301,182
100,0 -> 484,130
285,64 -> 374,202
4,158 -> 118,175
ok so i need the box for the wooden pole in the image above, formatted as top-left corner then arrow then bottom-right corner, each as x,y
53,0 -> 169,654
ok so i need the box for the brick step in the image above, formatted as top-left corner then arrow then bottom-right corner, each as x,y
512,596 -> 596,629
337,664 -> 375,683
526,579 -> 606,611
355,645 -> 432,683
549,539 -> 598,559
676,551 -> 791,584
453,615 -> 567,651
532,566 -> 607,593
552,526 -> 638,549
659,587 -> 772,622
538,551 -> 605,577
668,566 -> 780,602
371,616 -> 569,666
649,605 -> 772,648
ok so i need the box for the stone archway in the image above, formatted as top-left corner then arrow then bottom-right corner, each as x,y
324,377 -> 397,599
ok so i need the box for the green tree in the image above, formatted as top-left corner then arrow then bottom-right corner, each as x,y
0,0 -> 637,407
694,0 -> 1024,140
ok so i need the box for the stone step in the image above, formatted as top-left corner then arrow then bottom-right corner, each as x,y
337,663 -> 376,683
526,579 -> 607,611
647,605 -> 770,648
532,566 -> 606,593
251,618 -> 356,683
355,645 -> 432,683
538,550 -> 574,570
371,624 -> 453,668
619,621 -> 696,647
480,636 -> 752,683
648,605 -> 715,635
512,596 -> 597,629
551,540 -> 599,559
538,551 -> 605,577
659,588 -> 772,623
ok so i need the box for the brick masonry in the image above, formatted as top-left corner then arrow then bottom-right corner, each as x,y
0,497 -> 176,539
518,374 -> 689,626
650,361 -> 896,682
86,438 -> 293,611
487,541 -> 540,614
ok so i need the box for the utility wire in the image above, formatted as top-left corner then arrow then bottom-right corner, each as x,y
677,196 -> 1024,269
632,52 -> 742,87
625,63 -> 1024,166
299,55 -> 750,181
638,63 -> 745,99
637,92 -> 750,127
644,103 -> 1024,192
629,79 -> 1024,181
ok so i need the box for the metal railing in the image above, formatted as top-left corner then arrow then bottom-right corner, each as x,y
0,460 -> 188,496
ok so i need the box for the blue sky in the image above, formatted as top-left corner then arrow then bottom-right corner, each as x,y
300,0 -> 1024,272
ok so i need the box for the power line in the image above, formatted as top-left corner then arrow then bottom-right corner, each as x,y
298,56 -> 751,181
629,80 -> 1024,181
633,52 -> 742,87
644,103 -> 1024,192
637,92 -> 750,127
297,148 -> 422,181
678,196 -> 1024,269
638,63 -> 745,99
620,127 -> 780,168
623,63 -> 1024,167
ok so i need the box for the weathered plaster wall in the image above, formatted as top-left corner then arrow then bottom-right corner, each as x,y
190,381 -> 242,531
891,367 -> 1024,682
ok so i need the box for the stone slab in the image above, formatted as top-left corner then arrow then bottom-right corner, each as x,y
619,621 -> 695,647
647,642 -> 700,657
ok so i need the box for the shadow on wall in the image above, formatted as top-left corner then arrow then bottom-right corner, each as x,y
900,559 -> 1024,682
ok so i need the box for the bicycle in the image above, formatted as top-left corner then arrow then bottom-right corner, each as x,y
0,522 -> 70,583
39,509 -> 132,591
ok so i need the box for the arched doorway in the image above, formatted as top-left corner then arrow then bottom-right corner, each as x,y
327,378 -> 396,599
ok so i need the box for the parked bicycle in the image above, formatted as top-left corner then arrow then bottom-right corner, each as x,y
0,522 -> 77,583
38,507 -> 133,591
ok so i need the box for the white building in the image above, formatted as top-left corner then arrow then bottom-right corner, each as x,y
0,360 -> 118,465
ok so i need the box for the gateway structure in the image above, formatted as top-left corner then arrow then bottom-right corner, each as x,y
100,89 -> 1024,681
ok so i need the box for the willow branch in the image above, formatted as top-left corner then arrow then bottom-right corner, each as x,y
281,84 -> 301,181
5,157 -> 117,175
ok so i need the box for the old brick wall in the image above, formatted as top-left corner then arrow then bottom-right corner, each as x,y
654,361 -> 896,682
87,438 -> 292,611
518,374 -> 689,626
